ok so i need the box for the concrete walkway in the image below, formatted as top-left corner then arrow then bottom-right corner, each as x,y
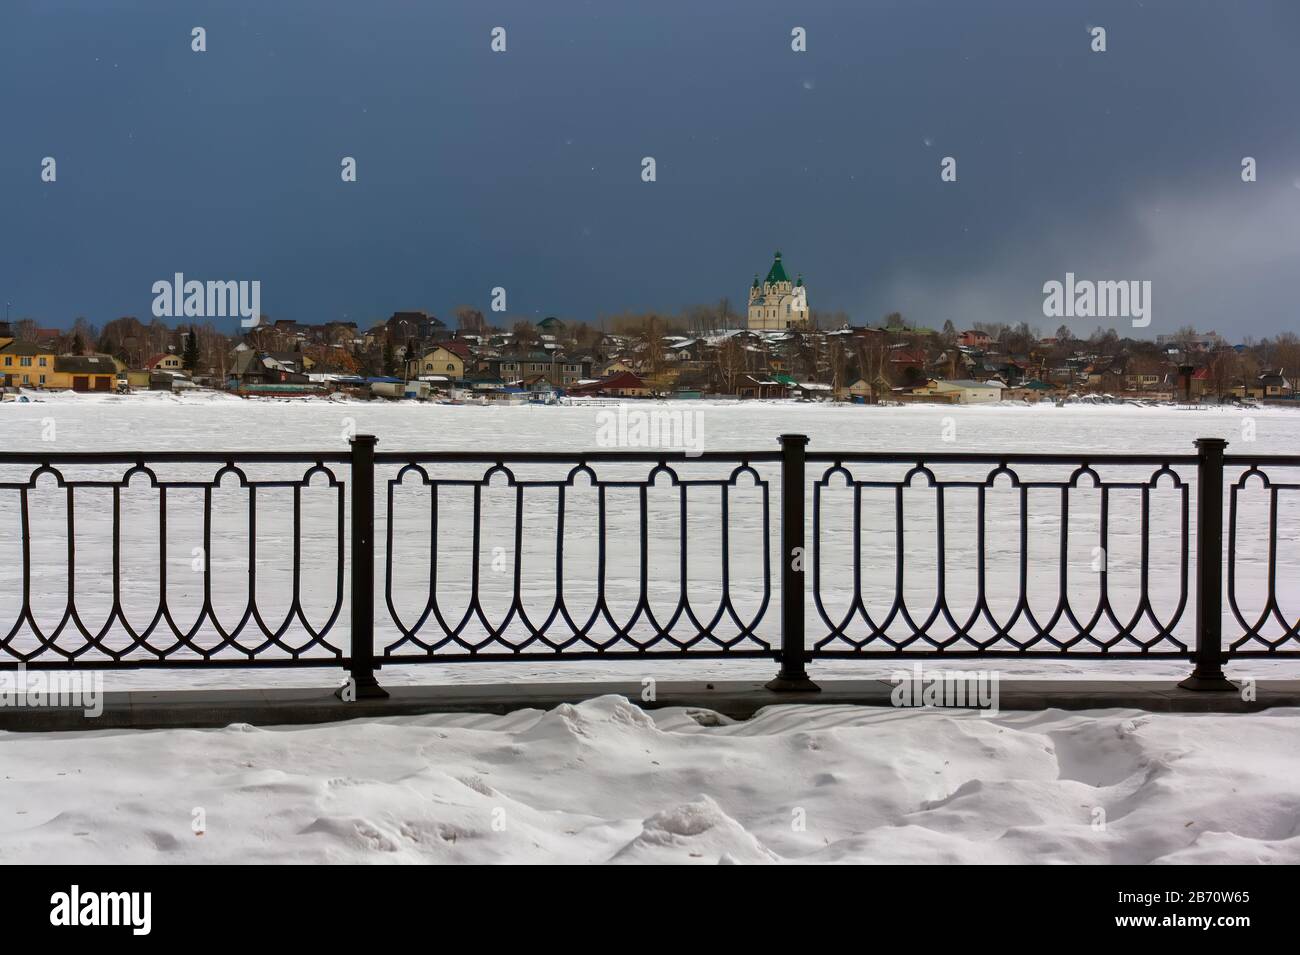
2,679 -> 1297,731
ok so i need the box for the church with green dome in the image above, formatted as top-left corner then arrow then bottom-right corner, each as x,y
747,251 -> 809,330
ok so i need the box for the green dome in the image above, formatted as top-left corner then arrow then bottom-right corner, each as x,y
765,251 -> 790,285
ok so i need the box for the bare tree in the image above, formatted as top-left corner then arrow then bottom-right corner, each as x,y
715,335 -> 744,393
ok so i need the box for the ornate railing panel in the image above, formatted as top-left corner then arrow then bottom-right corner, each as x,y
375,451 -> 780,660
1224,455 -> 1300,655
806,453 -> 1195,656
0,452 -> 348,668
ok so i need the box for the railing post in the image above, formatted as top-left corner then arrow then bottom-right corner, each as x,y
767,433 -> 819,692
340,433 -> 388,700
1179,436 -> 1235,691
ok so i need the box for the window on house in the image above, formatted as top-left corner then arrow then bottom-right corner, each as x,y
39,374 -> 45,384
39,357 -> 47,366
3,357 -> 9,366
447,364 -> 454,371
21,357 -> 32,367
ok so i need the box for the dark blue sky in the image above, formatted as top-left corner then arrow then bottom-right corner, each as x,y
2,0 -> 1298,337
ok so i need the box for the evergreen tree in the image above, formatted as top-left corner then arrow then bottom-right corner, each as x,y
382,339 -> 397,376
183,329 -> 200,371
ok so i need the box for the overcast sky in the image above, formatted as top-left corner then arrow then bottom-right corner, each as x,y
2,0 -> 1298,338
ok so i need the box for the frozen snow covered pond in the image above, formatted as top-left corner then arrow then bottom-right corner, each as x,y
2,392 -> 1299,688
3,387 -> 1279,457
2,696 -> 1298,864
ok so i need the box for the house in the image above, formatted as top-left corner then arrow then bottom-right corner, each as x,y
845,377 -> 874,402
668,339 -> 705,362
599,359 -> 636,378
0,339 -> 122,391
980,358 -> 1027,386
1123,369 -> 1169,393
145,353 -> 185,372
383,311 -> 449,343
51,355 -> 119,392
958,330 -> 993,349
790,381 -> 833,400
519,373 -> 557,396
408,344 -> 466,381
1256,370 -> 1292,398
734,374 -> 787,400
466,375 -> 506,394
1189,367 -> 1213,399
484,351 -> 590,387
566,370 -> 650,398
127,369 -> 180,391
888,347 -> 929,386
903,379 -> 963,404
923,378 -> 1005,404
1004,379 -> 1058,403
265,351 -> 313,375
553,356 -> 594,385
0,340 -> 58,388
228,350 -> 311,388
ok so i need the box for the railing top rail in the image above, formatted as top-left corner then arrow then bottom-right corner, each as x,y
804,451 -> 1199,465
2,446 -> 1292,468
1223,454 -> 1300,467
0,450 -> 351,464
372,450 -> 784,463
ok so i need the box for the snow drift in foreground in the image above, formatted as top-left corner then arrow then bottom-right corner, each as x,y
3,697 -> 1297,864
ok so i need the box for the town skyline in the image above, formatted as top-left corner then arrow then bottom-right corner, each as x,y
3,248 -> 1290,344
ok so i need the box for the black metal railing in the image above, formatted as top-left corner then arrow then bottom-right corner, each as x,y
807,450 -> 1195,656
0,449 -> 349,669
2,434 -> 1296,695
375,447 -> 778,666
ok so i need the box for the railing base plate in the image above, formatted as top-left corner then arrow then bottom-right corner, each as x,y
1177,674 -> 1238,692
336,679 -> 391,701
764,675 -> 822,693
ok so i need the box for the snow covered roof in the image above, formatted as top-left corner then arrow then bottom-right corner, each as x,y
939,379 -> 1004,389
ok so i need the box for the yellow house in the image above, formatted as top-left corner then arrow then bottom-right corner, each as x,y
0,340 -> 58,388
842,377 -> 873,401
599,359 -> 635,377
409,345 -> 465,380
146,353 -> 185,372
48,355 -> 119,391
